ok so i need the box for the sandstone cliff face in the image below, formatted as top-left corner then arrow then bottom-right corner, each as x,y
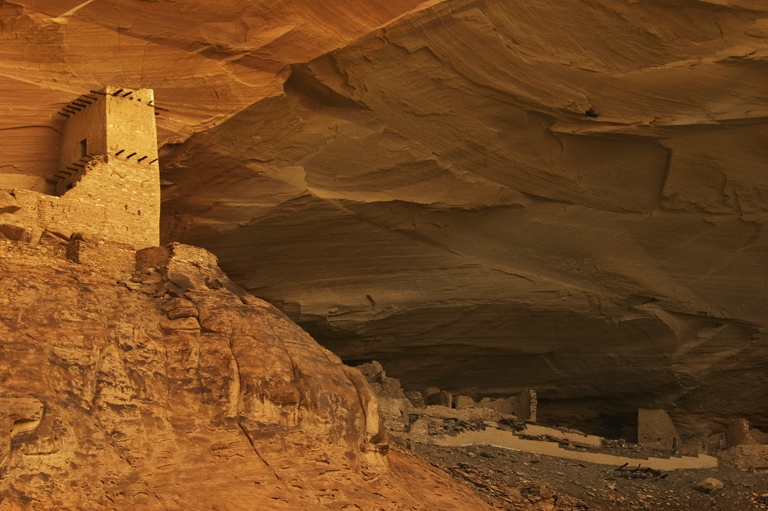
163,0 -> 768,435
0,0 -> 426,191
1,0 -> 768,436
0,238 -> 490,510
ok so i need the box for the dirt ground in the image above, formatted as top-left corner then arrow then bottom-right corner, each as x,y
411,442 -> 768,511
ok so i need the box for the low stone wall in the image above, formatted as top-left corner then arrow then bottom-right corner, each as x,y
356,360 -> 537,446
0,188 -> 108,244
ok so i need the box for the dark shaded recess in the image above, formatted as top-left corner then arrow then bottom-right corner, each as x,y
537,397 -> 650,441
297,316 -> 375,357
285,63 -> 368,109
598,410 -> 638,441
222,279 -> 248,299
297,315 -> 683,440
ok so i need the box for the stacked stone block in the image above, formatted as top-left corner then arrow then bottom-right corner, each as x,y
53,86 -> 160,248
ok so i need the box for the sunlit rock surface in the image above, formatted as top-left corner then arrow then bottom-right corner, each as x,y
0,239 -> 490,510
1,0 -> 767,436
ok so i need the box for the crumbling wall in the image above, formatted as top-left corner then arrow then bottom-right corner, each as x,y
717,418 -> 768,472
61,157 -> 159,248
1,176 -> 158,249
356,360 -> 540,444
0,188 -> 107,243
515,390 -> 537,422
725,418 -> 757,448
449,391 -> 537,421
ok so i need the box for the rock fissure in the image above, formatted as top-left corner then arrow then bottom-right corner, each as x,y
236,421 -> 282,482
225,333 -> 242,419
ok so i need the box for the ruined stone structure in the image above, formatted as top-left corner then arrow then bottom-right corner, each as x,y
53,86 -> 160,248
725,418 -> 757,449
637,409 -> 681,452
0,86 -> 160,249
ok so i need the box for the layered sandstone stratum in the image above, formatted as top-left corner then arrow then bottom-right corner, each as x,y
1,0 -> 767,438
0,236 -> 491,510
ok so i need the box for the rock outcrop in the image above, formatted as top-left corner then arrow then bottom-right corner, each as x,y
0,236 -> 491,510
1,0 -> 767,437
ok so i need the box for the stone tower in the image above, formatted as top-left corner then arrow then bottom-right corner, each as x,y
53,86 -> 160,248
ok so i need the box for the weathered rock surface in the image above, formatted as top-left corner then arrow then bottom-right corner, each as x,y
692,477 -> 724,494
0,238 -> 492,510
1,0 -> 768,437
164,0 -> 768,437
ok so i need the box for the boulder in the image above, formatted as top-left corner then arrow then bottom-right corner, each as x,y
0,223 -> 31,242
693,478 -> 724,494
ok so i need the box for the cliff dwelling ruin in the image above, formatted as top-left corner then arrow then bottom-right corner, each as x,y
0,0 -> 767,508
0,86 -> 160,249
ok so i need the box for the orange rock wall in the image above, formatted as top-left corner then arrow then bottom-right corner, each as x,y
0,0 -> 767,436
0,238 -> 492,511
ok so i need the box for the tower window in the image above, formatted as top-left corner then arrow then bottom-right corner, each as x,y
79,139 -> 87,158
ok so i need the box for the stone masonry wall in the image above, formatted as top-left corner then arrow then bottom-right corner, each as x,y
638,409 -> 681,451
0,188 -> 108,243
62,157 -> 159,248
104,87 -> 158,163
51,86 -> 160,248
58,92 -> 108,178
